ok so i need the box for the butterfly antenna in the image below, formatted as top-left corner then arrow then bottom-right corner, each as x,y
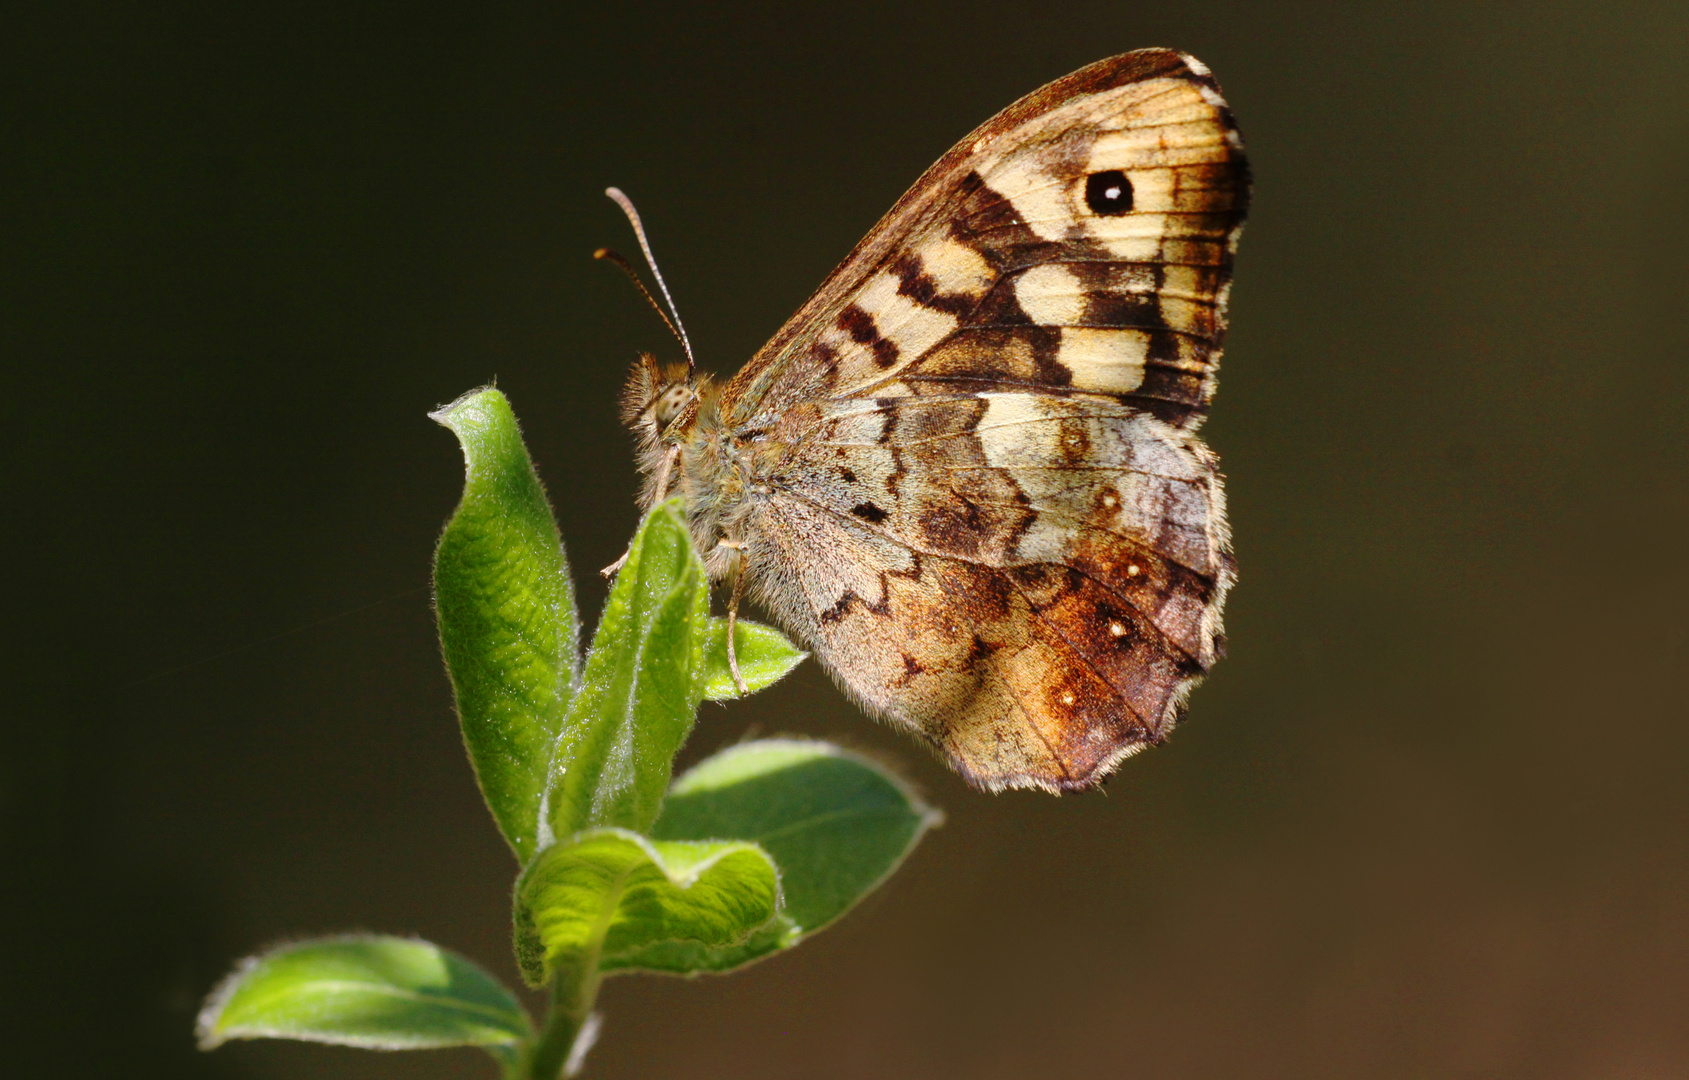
594,247 -> 686,351
604,187 -> 696,369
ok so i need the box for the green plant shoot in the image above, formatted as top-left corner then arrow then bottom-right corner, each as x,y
197,387 -> 938,1079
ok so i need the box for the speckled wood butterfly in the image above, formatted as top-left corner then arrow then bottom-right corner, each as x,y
616,49 -> 1248,792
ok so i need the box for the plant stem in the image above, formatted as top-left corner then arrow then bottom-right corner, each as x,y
520,966 -> 601,1080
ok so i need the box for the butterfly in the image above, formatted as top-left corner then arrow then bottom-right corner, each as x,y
614,49 -> 1247,792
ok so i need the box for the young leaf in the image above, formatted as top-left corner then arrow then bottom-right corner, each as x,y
513,827 -> 780,987
699,617 -> 806,701
543,499 -> 706,841
602,912 -> 805,976
627,739 -> 941,974
432,388 -> 578,864
197,935 -> 530,1052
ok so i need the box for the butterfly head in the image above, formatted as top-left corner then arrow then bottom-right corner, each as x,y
621,352 -> 708,444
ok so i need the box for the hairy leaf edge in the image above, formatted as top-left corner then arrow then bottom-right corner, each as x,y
196,934 -> 529,1051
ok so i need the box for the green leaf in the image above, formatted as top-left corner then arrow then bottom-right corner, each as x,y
432,388 -> 578,865
543,499 -> 706,841
699,617 -> 806,700
602,912 -> 805,977
197,935 -> 530,1052
513,827 -> 780,987
631,739 -> 941,974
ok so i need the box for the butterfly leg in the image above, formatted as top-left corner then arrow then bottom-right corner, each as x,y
601,445 -> 682,578
712,539 -> 750,696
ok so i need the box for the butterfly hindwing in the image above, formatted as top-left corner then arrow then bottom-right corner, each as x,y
744,391 -> 1227,789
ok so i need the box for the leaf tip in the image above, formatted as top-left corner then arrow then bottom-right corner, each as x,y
194,950 -> 260,1050
429,385 -> 507,431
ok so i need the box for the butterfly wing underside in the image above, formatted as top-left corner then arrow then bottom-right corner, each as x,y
723,49 -> 1248,791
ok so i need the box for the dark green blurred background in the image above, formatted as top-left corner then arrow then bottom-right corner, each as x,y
6,2 -> 1687,1076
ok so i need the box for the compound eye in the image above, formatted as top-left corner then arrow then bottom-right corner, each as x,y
653,384 -> 690,428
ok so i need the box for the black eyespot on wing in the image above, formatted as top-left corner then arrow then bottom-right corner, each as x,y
1084,170 -> 1133,216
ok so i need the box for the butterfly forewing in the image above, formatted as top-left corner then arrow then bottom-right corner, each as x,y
722,48 -> 1246,427
664,50 -> 1247,792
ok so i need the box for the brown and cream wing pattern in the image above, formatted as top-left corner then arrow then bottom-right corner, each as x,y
726,49 -> 1247,792
743,391 -> 1230,791
721,47 -> 1247,429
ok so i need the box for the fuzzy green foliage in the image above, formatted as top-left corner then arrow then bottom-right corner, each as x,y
431,389 -> 578,864
198,388 -> 936,1079
196,936 -> 530,1055
514,829 -> 782,988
